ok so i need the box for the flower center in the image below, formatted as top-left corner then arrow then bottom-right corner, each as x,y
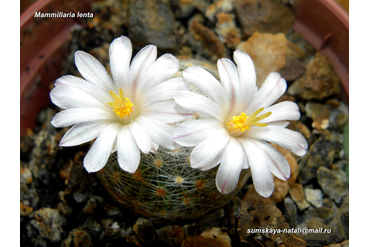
108,88 -> 134,119
226,108 -> 271,136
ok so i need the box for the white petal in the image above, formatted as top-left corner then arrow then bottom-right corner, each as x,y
151,142 -> 159,153
242,147 -> 250,169
140,77 -> 188,108
256,141 -> 290,180
246,126 -> 308,156
141,100 -> 192,123
190,128 -> 230,169
129,122 -> 153,154
75,51 -> 114,91
233,50 -> 257,107
83,123 -> 121,173
50,84 -> 107,110
217,58 -> 239,111
182,66 -> 228,108
198,152 -> 224,171
137,53 -> 179,93
174,91 -> 225,121
116,125 -> 141,173
240,139 -> 274,198
59,121 -> 110,147
109,36 -> 132,90
51,108 -> 114,128
55,75 -> 111,104
216,138 -> 244,194
268,121 -> 290,128
260,101 -> 300,123
136,116 -> 178,149
174,119 -> 224,147
246,72 -> 286,115
129,45 -> 157,95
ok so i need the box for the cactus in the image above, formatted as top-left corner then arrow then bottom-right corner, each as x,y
96,58 -> 250,220
98,146 -> 250,220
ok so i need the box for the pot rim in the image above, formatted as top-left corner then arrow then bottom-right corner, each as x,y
291,0 -> 349,105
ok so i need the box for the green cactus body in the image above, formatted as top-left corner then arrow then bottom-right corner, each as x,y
98,146 -> 250,220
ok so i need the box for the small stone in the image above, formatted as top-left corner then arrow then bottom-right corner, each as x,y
60,151 -> 86,193
287,40 -> 306,61
101,218 -> 121,238
128,0 -> 177,50
205,3 -> 217,20
175,0 -> 210,18
189,19 -> 226,60
82,197 -> 98,214
287,32 -> 317,63
57,202 -> 73,216
104,205 -> 123,217
317,165 -> 348,204
205,0 -> 234,21
340,193 -> 349,211
201,227 -> 231,246
270,179 -> 290,203
156,225 -> 184,246
288,53 -> 341,100
298,130 -> 343,184
284,197 -> 299,227
81,217 -> 103,236
182,236 -> 228,247
326,99 -> 349,131
289,183 -> 310,211
306,102 -> 331,130
73,190 -> 88,203
233,0 -> 294,36
297,195 -> 349,246
182,227 -> 231,247
215,13 -> 242,48
237,32 -> 287,87
20,130 -> 35,157
324,239 -> 349,247
61,228 -> 92,247
30,208 -> 67,243
133,217 -> 155,244
238,187 -> 307,246
20,201 -> 33,216
20,163 -> 33,184
304,188 -> 323,208
279,56 -> 307,81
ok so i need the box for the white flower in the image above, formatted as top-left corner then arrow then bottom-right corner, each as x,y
173,50 -> 308,197
50,36 -> 191,173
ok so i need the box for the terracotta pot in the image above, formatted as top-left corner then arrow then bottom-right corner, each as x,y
20,0 -> 349,138
291,0 -> 349,105
20,0 -> 94,137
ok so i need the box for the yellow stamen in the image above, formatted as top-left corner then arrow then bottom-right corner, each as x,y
226,107 -> 271,136
108,88 -> 134,119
